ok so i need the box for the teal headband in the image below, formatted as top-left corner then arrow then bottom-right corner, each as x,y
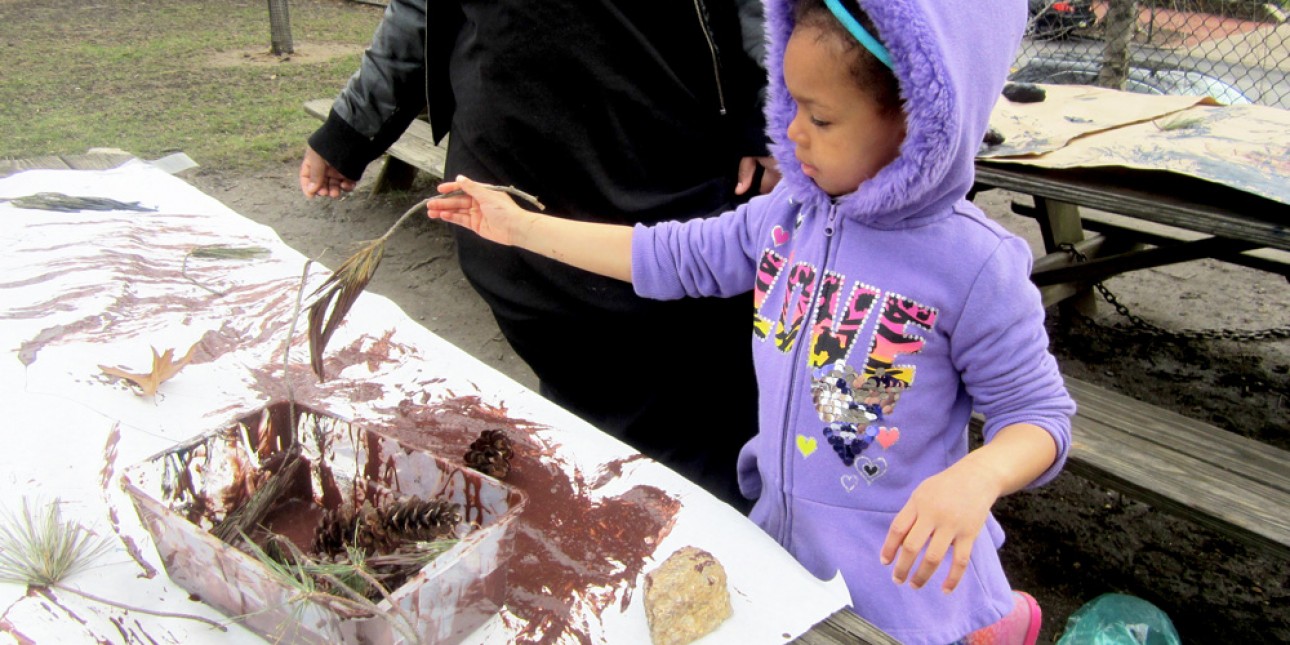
822,0 -> 894,70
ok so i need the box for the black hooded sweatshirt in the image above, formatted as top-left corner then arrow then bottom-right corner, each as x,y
310,0 -> 768,316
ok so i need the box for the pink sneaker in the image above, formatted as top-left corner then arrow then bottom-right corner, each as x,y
963,590 -> 1042,645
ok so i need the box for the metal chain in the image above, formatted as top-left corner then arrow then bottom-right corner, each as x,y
1056,243 -> 1290,342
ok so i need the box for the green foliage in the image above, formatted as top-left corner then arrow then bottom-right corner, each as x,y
1157,115 -> 1206,131
0,0 -> 382,171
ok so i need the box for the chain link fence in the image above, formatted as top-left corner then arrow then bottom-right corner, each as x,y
1014,0 -> 1290,109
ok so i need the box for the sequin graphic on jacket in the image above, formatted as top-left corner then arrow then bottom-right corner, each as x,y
754,246 -> 939,469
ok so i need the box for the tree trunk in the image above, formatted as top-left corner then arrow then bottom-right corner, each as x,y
1098,0 -> 1136,89
268,0 -> 294,56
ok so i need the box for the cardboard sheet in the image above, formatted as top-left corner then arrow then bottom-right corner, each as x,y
0,162 -> 851,644
981,84 -> 1290,206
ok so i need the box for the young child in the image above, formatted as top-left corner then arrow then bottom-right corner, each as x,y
427,0 -> 1073,642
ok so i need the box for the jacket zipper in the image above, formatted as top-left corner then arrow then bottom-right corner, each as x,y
691,0 -> 728,116
777,203 -> 839,547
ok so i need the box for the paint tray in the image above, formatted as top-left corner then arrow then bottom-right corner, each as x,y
121,402 -> 526,644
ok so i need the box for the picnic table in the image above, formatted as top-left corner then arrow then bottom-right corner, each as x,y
973,84 -> 1290,311
0,154 -> 898,644
972,161 -> 1290,309
969,88 -> 1290,560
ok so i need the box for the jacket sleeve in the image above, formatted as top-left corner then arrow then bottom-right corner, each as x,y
307,0 -> 430,181
735,0 -> 766,72
732,0 -> 770,157
950,236 -> 1075,488
631,198 -> 766,300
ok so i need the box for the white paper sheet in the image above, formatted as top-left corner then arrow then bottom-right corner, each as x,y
0,161 -> 851,644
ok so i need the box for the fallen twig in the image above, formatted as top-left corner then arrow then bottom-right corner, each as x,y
51,585 -> 227,631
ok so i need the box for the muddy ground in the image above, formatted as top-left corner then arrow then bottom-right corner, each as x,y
189,160 -> 1289,644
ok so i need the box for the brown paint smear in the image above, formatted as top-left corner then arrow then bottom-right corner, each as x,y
254,333 -> 684,643
10,217 -> 682,642
365,398 -> 681,644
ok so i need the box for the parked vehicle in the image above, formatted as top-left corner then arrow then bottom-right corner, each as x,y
1009,57 -> 1255,105
1027,0 -> 1096,39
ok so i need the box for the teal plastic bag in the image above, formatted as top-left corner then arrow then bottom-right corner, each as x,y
1055,593 -> 1181,645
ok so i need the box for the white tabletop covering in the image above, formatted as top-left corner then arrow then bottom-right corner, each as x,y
0,161 -> 849,644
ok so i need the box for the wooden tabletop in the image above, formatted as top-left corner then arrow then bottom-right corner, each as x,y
974,161 -> 1290,253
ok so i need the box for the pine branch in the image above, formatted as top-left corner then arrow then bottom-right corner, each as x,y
307,183 -> 543,381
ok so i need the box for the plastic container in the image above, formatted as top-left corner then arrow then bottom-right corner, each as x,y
122,402 -> 526,644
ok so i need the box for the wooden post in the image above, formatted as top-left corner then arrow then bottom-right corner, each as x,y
1034,196 -> 1099,318
371,157 -> 420,194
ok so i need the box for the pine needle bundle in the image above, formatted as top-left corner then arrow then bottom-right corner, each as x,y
0,497 -> 225,630
0,498 -> 111,587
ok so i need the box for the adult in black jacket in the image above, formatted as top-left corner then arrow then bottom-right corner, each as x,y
301,0 -> 776,508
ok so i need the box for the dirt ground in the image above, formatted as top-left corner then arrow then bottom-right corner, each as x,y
188,160 -> 1290,644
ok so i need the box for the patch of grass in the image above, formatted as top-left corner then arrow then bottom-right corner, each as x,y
0,0 -> 383,171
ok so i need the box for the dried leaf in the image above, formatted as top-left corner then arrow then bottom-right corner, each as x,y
188,245 -> 271,260
307,243 -> 382,382
99,343 -> 198,396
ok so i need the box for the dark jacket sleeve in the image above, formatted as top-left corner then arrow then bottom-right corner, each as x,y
307,0 -> 431,181
733,0 -> 770,157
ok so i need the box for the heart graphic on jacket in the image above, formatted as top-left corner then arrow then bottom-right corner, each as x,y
796,435 -> 818,457
855,456 -> 888,484
877,426 -> 900,449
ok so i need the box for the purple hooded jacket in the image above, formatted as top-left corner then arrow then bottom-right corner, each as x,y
631,0 -> 1075,642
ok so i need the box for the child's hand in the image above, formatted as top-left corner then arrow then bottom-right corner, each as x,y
879,460 -> 1002,594
426,175 -> 531,246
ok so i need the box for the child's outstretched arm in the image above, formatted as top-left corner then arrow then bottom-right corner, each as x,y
426,175 -> 633,282
879,423 -> 1057,594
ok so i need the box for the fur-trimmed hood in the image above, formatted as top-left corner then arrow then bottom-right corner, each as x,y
764,0 -> 1026,228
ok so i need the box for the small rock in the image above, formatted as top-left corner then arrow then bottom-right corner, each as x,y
1002,82 -> 1046,103
982,126 -> 1006,147
644,546 -> 732,645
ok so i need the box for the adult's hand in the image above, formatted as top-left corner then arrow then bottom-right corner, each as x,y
299,145 -> 356,198
735,156 -> 781,196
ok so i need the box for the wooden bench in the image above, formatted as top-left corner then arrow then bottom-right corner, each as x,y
972,376 -> 1290,560
303,98 -> 447,193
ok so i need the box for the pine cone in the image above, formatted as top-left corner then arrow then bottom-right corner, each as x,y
384,497 -> 462,542
312,496 -> 461,557
313,505 -> 358,556
357,501 -> 399,554
464,428 -> 514,478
